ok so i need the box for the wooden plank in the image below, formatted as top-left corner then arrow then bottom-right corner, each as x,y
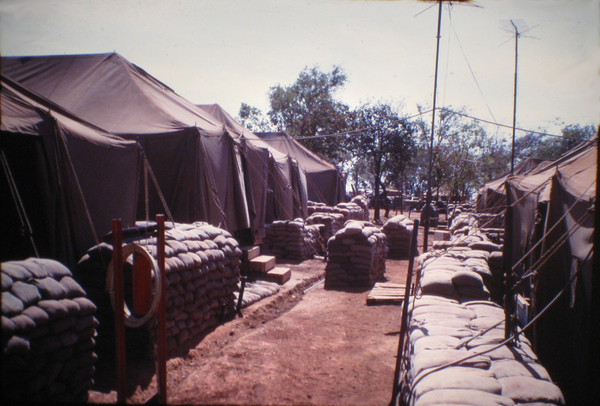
241,245 -> 261,261
367,282 -> 406,305
258,267 -> 291,284
249,255 -> 276,273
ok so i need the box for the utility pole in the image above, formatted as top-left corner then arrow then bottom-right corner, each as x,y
423,0 -> 444,252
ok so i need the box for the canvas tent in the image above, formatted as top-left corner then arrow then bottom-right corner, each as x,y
197,104 -> 307,232
1,53 -> 252,236
502,136 -> 597,404
256,131 -> 345,207
477,157 -> 548,214
1,75 -> 141,268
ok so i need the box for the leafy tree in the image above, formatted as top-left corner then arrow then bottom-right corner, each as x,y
408,107 -> 509,202
267,66 -> 351,164
514,124 -> 596,162
348,102 -> 416,222
236,102 -> 274,133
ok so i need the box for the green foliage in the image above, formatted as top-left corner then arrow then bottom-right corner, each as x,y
407,107 -> 510,201
237,102 -> 274,133
237,65 -> 595,205
514,124 -> 596,162
348,102 -> 416,221
267,66 -> 351,164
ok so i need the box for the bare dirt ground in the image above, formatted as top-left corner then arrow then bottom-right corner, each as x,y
89,210 -> 429,405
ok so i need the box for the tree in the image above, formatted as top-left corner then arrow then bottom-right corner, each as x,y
267,66 -> 351,164
348,102 -> 416,223
514,124 -> 597,162
408,107 -> 509,202
236,103 -> 274,133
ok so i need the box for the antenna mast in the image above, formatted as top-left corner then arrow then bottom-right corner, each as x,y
504,19 -> 529,174
510,20 -> 521,174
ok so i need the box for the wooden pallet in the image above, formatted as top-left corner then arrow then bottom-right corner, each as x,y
366,282 -> 406,305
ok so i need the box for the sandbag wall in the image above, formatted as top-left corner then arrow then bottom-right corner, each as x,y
76,222 -> 241,354
308,200 -> 369,222
350,195 -> 369,220
397,213 -> 564,405
2,258 -> 98,403
261,219 -> 324,260
431,213 -> 505,301
305,211 -> 345,242
324,220 -> 388,289
417,248 -> 494,302
382,215 -> 418,258
399,295 -> 565,406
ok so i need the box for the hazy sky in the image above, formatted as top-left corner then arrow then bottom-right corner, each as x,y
1,0 -> 599,139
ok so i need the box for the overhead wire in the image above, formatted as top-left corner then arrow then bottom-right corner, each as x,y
448,7 -> 498,124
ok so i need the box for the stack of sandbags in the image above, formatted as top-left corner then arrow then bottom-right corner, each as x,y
233,280 -> 280,309
449,213 -> 480,234
325,220 -> 388,289
306,212 -> 345,242
262,219 -> 319,261
2,258 -> 98,403
399,295 -> 565,406
350,195 -> 370,220
416,249 -> 493,302
307,201 -> 332,216
76,222 -> 241,353
333,202 -> 367,222
383,215 -> 418,258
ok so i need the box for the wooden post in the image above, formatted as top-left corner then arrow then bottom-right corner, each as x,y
156,214 -> 168,403
111,219 -> 127,403
503,205 -> 514,341
390,219 -> 419,406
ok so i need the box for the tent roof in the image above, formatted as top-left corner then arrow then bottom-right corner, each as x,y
1,53 -> 226,136
1,74 -> 136,149
197,104 -> 288,161
510,136 -> 597,202
255,131 -> 338,174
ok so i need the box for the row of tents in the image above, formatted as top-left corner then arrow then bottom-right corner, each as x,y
477,135 -> 598,404
1,53 -> 346,269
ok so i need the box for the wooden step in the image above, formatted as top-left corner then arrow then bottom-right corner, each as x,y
366,282 -> 406,305
241,245 -> 261,261
258,267 -> 291,284
248,255 -> 276,273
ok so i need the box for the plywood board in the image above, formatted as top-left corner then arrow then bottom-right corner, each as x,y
366,282 -> 406,305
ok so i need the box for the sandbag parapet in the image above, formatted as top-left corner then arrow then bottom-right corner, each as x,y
2,257 -> 98,403
261,219 -> 324,261
75,221 -> 241,354
382,215 -> 419,258
306,211 -> 345,242
398,295 -> 565,406
324,220 -> 388,289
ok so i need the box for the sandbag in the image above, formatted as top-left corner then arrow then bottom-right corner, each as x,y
499,376 -> 564,405
413,366 -> 501,398
490,360 -> 551,381
412,349 -> 492,377
414,388 -> 515,406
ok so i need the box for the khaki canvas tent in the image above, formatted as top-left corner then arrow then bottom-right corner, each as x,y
256,131 -> 345,207
197,104 -> 307,236
477,157 -> 548,214
1,53 -> 251,236
1,75 -> 141,268
503,136 -> 597,404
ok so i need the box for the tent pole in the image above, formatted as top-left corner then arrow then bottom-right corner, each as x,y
1,149 -> 39,257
